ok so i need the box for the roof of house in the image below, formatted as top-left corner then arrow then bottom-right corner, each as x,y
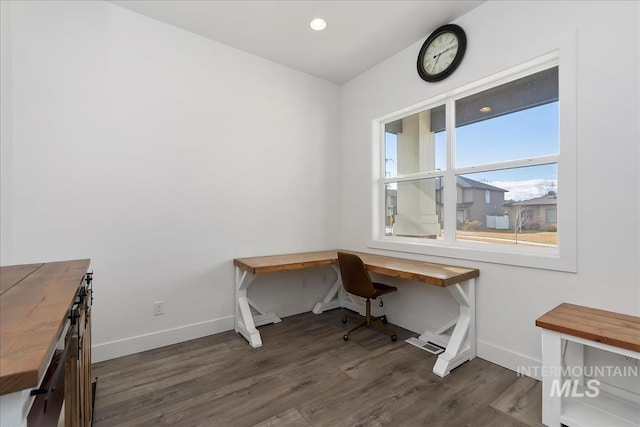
505,191 -> 558,206
456,176 -> 507,192
386,176 -> 507,197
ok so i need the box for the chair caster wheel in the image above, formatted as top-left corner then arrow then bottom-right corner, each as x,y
342,317 -> 347,324
391,334 -> 397,342
381,315 -> 388,324
343,334 -> 349,341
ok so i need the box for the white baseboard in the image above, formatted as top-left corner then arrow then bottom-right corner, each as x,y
268,301 -> 323,319
380,306 -> 441,337
91,312 -> 545,384
476,339 -> 542,380
92,316 -> 235,363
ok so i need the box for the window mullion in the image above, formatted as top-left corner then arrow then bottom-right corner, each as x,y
383,170 -> 445,184
454,154 -> 559,176
375,121 -> 386,240
443,99 -> 457,244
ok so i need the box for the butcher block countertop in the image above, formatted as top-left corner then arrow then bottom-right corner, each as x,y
0,259 -> 90,395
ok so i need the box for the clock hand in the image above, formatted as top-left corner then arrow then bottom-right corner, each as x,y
434,46 -> 455,58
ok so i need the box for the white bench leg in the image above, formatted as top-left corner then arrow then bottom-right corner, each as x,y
541,329 -> 562,426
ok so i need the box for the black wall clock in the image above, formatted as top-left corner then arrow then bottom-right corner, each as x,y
417,24 -> 467,82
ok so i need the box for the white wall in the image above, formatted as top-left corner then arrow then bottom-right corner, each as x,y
2,0 -> 638,377
340,0 -> 639,373
1,1 -> 13,264
0,1 -> 340,361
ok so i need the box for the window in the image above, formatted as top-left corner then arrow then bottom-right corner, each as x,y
372,52 -> 576,271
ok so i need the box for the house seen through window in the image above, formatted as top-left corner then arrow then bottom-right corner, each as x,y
382,63 -> 559,250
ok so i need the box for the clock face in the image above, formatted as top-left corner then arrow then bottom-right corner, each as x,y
417,24 -> 467,82
422,32 -> 459,76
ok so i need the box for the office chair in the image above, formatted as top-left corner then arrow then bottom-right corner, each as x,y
337,251 -> 398,342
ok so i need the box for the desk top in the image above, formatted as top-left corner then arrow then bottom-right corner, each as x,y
0,259 -> 90,395
234,250 -> 478,287
536,303 -> 640,353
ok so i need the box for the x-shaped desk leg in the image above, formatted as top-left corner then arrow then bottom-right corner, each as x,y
235,267 -> 282,348
312,265 -> 361,314
411,278 -> 476,377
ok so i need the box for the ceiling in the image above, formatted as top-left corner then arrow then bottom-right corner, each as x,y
110,1 -> 484,84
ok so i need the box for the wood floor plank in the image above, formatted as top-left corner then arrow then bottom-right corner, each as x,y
252,408 -> 312,427
491,376 -> 544,427
92,309 -> 543,427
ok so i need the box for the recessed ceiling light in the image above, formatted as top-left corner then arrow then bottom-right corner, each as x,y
479,106 -> 492,113
309,18 -> 327,31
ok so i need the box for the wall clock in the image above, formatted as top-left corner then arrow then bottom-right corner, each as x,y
417,24 -> 467,82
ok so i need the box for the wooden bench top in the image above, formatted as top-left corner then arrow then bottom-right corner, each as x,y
536,303 -> 640,353
234,250 -> 479,287
0,259 -> 90,395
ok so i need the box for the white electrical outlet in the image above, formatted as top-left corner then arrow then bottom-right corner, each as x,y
153,301 -> 164,316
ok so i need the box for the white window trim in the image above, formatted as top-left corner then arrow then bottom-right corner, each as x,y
370,38 -> 577,273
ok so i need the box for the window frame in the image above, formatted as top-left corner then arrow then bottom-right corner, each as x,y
370,49 -> 577,272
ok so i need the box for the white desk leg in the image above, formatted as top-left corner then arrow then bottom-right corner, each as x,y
235,268 -> 262,348
432,278 -> 475,377
247,299 -> 282,327
541,329 -> 562,427
312,265 -> 360,314
312,266 -> 342,314
235,268 -> 282,347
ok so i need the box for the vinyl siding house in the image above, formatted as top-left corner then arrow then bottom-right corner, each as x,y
454,176 -> 507,227
504,191 -> 558,230
385,176 -> 507,229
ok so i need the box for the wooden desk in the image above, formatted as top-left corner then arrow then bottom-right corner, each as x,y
234,250 -> 479,377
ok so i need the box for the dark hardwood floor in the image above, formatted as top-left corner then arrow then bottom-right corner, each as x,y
92,309 -> 543,427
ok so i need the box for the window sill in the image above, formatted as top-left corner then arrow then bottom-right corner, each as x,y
368,238 -> 576,273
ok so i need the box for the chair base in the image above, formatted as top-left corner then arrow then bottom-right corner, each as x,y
342,300 -> 397,342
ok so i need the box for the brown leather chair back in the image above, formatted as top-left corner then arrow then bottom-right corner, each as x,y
337,252 -> 375,299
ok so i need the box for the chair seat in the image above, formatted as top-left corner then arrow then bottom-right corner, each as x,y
372,282 -> 397,298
